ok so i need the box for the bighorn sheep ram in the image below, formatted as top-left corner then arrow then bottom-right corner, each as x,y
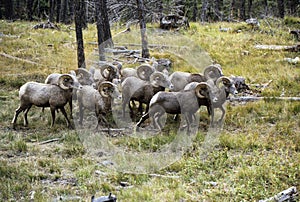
69,68 -> 95,86
120,58 -> 171,82
77,81 -> 121,130
12,75 -> 80,129
184,76 -> 238,127
91,62 -> 121,87
45,73 -> 81,118
121,64 -> 174,119
169,64 -> 223,92
136,82 -> 211,133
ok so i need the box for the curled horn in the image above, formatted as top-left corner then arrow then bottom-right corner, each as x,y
137,64 -> 155,81
195,82 -> 210,98
149,72 -> 165,87
98,81 -> 114,98
216,76 -> 231,88
100,64 -> 116,79
203,64 -> 223,80
58,74 -> 74,90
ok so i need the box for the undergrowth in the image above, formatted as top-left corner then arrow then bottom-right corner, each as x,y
0,19 -> 299,201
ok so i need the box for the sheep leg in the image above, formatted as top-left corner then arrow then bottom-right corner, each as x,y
122,97 -> 130,118
50,107 -> 56,127
68,100 -> 73,119
23,105 -> 32,127
78,104 -> 84,125
153,112 -> 163,131
217,106 -> 226,126
210,107 -> 215,128
184,113 -> 193,134
12,105 -> 27,128
60,107 -> 72,129
136,112 -> 149,128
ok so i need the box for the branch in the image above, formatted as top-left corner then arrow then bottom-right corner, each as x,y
39,138 -> 61,145
0,52 -> 40,66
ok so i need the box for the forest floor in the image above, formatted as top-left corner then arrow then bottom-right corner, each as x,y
0,18 -> 299,201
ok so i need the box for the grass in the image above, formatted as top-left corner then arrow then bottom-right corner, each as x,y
0,18 -> 299,201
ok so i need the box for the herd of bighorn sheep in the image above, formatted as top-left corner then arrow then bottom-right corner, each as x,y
12,59 -> 238,133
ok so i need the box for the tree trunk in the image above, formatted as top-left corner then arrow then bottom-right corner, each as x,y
75,0 -> 86,69
68,0 -> 74,23
56,0 -> 61,22
27,0 -> 34,21
80,0 -> 87,29
192,0 -> 198,21
4,0 -> 14,20
230,0 -> 236,20
60,0 -> 68,23
136,0 -> 150,58
49,0 -> 55,22
201,0 -> 209,22
95,0 -> 114,61
277,0 -> 284,18
263,0 -> 268,16
248,0 -> 253,18
240,0 -> 246,20
214,0 -> 223,21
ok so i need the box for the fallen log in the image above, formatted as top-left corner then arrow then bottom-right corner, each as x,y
254,44 -> 300,52
230,96 -> 300,102
0,52 -> 40,65
259,186 -> 297,202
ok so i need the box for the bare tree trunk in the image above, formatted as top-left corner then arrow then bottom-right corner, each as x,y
56,0 -> 61,22
201,0 -> 209,22
75,0 -> 86,69
240,0 -> 246,20
4,0 -> 13,20
248,0 -> 253,18
230,0 -> 236,21
277,0 -> 285,18
136,0 -> 150,58
49,0 -> 55,22
27,0 -> 34,21
95,0 -> 113,61
68,0 -> 74,22
192,0 -> 198,21
263,0 -> 268,16
60,0 -> 68,23
214,0 -> 223,21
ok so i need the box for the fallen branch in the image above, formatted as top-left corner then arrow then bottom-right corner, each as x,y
254,44 -> 300,52
0,52 -> 40,65
259,186 -> 297,202
39,138 -> 61,145
104,48 -> 141,54
149,173 -> 180,179
230,96 -> 300,102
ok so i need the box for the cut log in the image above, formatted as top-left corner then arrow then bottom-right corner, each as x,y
254,44 -> 300,52
230,96 -> 300,102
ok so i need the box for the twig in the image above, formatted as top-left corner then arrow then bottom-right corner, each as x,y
149,173 -> 180,179
39,138 -> 61,145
